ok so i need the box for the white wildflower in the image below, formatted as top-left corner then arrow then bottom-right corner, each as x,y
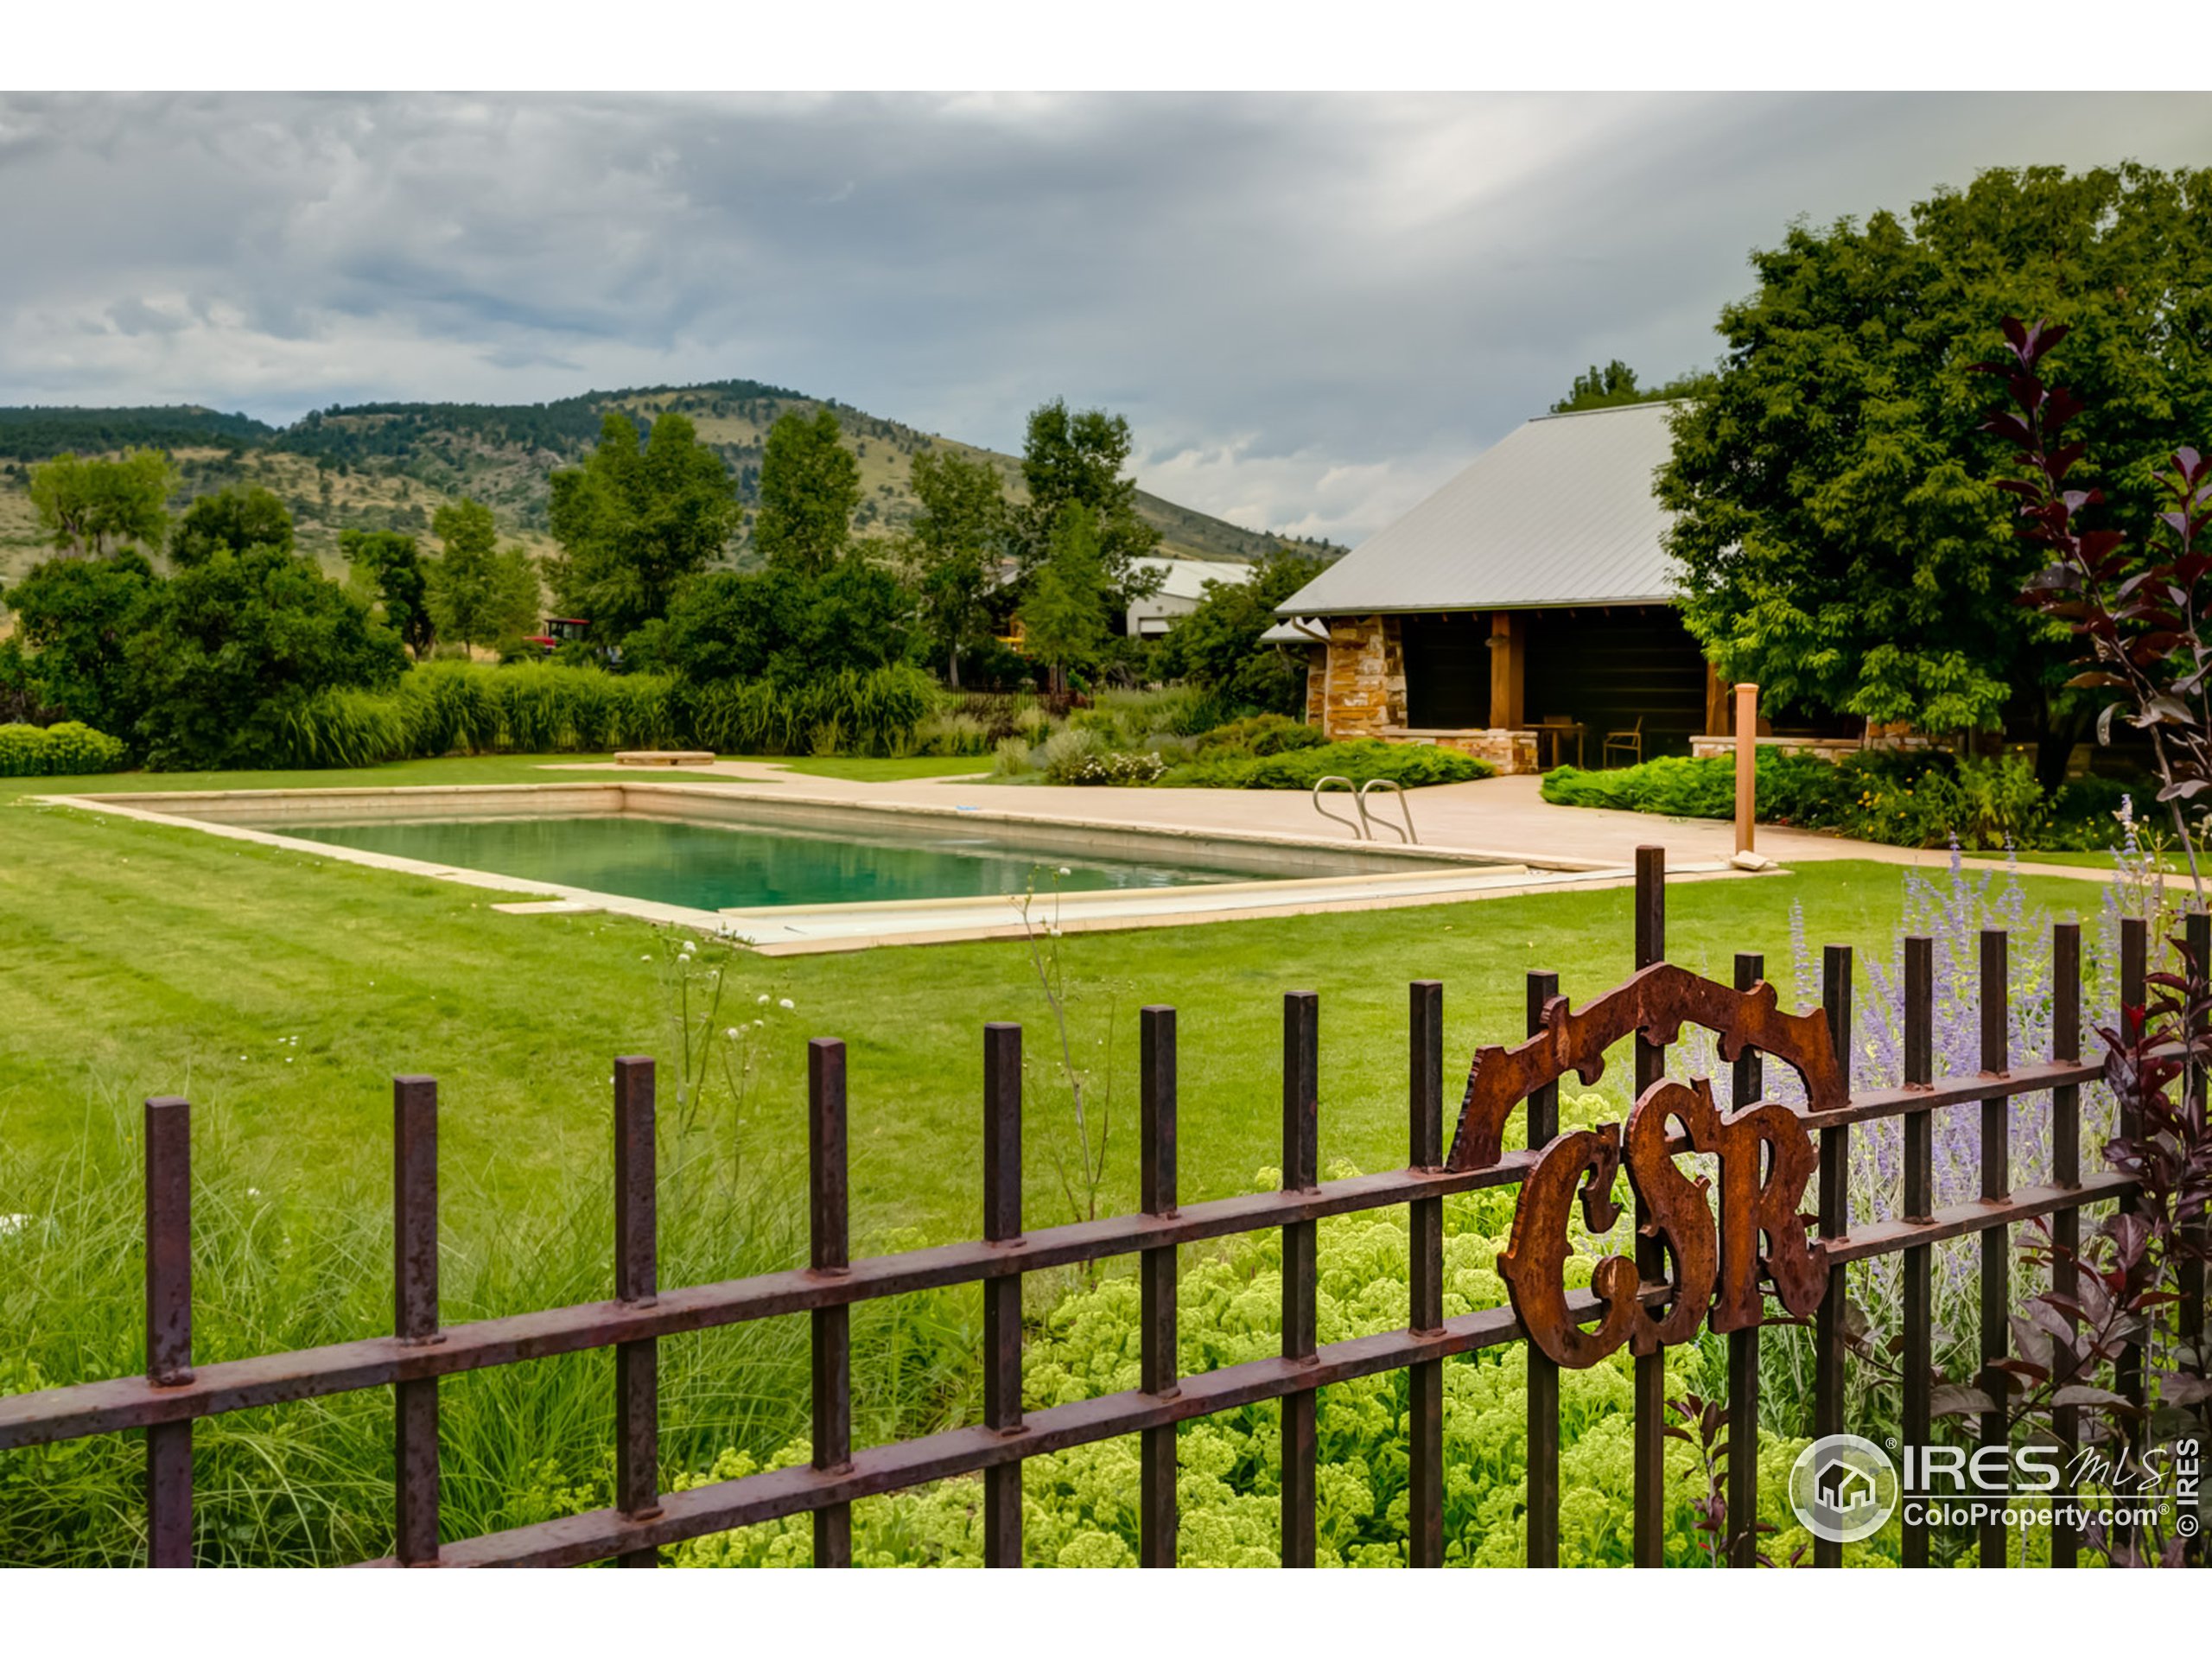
778,997 -> 794,1010
1058,866 -> 1071,876
725,1027 -> 740,1040
757,994 -> 772,1005
0,1214 -> 29,1237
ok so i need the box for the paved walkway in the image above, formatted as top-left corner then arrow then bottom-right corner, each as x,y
562,764 -> 2113,887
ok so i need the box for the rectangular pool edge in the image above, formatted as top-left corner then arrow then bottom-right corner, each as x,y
35,783 -> 1681,951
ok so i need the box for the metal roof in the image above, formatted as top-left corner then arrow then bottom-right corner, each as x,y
1275,401 -> 1681,617
1258,617 -> 1329,645
1133,556 -> 1254,604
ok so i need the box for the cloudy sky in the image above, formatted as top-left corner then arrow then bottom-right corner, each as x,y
1,91 -> 2207,543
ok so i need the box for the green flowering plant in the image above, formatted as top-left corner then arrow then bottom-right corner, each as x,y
671,1100 -> 1870,1568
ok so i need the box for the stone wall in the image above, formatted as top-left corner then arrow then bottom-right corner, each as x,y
1421,729 -> 1541,773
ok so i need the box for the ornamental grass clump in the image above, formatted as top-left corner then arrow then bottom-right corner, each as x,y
0,1084 -> 976,1567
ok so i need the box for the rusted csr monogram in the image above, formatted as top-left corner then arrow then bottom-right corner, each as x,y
1445,964 -> 1845,1370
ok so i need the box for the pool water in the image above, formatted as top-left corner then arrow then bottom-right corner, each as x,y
272,813 -> 1284,911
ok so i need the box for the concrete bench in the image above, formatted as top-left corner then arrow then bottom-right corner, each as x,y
613,750 -> 717,766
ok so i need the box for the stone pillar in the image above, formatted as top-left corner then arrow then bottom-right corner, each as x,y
1322,616 -> 1395,739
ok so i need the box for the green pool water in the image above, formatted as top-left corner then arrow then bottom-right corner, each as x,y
270,812 -> 1286,911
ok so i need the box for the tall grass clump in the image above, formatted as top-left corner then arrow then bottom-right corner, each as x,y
397,661 -> 501,756
0,1094 -> 980,1566
274,689 -> 409,770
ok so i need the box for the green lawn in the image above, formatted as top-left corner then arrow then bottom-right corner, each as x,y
1965,847 -> 2180,874
2,774 -> 2106,1262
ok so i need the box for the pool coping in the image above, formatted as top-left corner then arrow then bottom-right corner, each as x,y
38,781 -> 1732,952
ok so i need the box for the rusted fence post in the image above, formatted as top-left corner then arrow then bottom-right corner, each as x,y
1281,991 -> 1319,1568
1523,969 -> 1560,1569
1813,946 -> 1852,1569
1977,930 -> 2011,1569
393,1076 -> 441,1567
2049,924 -> 2081,1570
613,1057 -> 660,1567
982,1023 -> 1024,1568
1408,980 -> 1444,1568
144,1096 -> 193,1569
1139,1006 -> 1179,1568
1631,848 -> 1666,1567
809,1039 -> 852,1567
1900,935 -> 1935,1569
1726,953 -> 1764,1569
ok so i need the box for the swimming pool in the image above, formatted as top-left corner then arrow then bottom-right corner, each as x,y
270,811 -> 1287,912
54,781 -> 1608,952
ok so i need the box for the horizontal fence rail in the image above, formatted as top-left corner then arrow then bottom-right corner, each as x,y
0,849 -> 2191,1569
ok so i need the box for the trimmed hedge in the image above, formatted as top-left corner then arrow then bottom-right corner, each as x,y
0,721 -> 129,778
1539,747 -> 2128,852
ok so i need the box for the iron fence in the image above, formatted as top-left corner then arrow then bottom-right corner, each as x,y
0,846 -> 2190,1567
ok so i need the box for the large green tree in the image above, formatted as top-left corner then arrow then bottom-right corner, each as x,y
169,486 -> 295,566
427,499 -> 539,652
1017,399 -> 1162,609
1661,163 -> 2212,791
547,411 -> 740,640
903,447 -> 1007,687
130,546 -> 406,767
341,529 -> 435,657
753,408 -> 861,579
1019,504 -> 1110,693
0,552 -> 159,731
1154,546 -> 1330,715
28,448 -> 176,559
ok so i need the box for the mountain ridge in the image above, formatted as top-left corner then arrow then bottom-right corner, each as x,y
0,383 -> 1344,581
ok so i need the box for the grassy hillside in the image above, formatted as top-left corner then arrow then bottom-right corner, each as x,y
0,384 -> 1339,584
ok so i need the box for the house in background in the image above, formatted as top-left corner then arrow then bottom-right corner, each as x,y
1125,556 -> 1253,639
1273,401 -> 1852,774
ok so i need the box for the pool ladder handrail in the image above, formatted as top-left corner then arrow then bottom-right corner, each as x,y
1309,776 -> 1419,844
1359,778 -> 1419,844
1311,775 -> 1364,839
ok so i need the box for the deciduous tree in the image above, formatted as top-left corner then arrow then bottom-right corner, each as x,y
27,448 -> 176,559
904,447 -> 1007,687
1661,163 -> 2212,793
1019,504 -> 1110,693
427,499 -> 539,652
1017,399 -> 1162,610
753,408 -> 861,579
547,411 -> 740,639
341,529 -> 435,657
169,486 -> 295,566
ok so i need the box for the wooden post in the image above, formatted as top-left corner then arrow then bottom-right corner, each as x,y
1733,683 -> 1758,855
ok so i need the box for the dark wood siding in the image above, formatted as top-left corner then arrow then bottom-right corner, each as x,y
1401,616 -> 1491,729
1523,607 -> 1707,761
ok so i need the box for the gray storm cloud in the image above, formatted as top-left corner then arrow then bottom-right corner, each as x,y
0,91 -> 2207,542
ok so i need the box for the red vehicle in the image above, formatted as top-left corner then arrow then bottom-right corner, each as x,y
524,618 -> 591,654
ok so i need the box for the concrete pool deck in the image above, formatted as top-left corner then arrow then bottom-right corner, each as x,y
543,763 -> 2124,887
